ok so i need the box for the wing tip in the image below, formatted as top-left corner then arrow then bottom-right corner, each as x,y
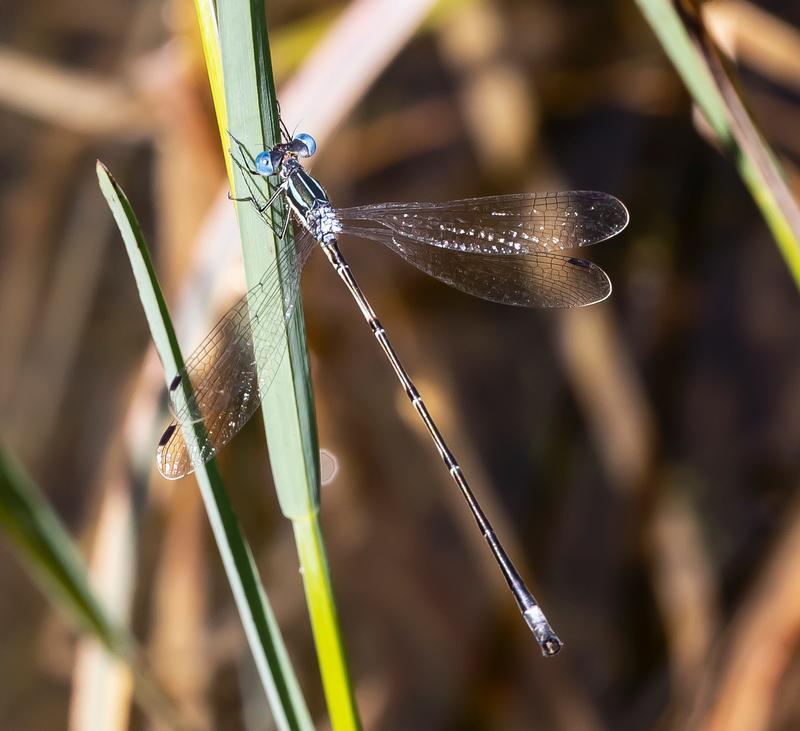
571,191 -> 630,244
155,452 -> 185,480
588,264 -> 612,307
608,194 -> 630,236
156,423 -> 189,480
588,191 -> 630,239
565,257 -> 612,307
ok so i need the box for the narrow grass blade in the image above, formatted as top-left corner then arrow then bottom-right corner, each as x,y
0,449 -> 126,651
0,449 -> 191,729
635,0 -> 800,289
215,0 -> 361,727
96,161 -> 313,731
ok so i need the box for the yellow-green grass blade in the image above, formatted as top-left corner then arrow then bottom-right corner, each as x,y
635,0 -> 800,289
192,0 -> 233,181
96,161 -> 313,731
215,0 -> 361,726
292,514 -> 362,730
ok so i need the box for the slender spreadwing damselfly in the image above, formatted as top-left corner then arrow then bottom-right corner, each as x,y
156,126 -> 629,655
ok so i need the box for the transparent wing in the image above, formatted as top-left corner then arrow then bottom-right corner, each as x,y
337,191 -> 628,255
343,226 -> 611,308
156,227 -> 318,479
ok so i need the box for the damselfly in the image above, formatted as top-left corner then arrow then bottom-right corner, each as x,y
157,127 -> 629,655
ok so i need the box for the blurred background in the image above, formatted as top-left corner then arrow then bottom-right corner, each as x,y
2,0 -> 800,729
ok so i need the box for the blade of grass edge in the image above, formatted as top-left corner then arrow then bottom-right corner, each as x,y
96,161 -> 313,731
192,0 -> 233,182
634,0 -> 800,290
215,0 -> 361,727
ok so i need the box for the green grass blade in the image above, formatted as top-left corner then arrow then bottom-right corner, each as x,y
0,448 -> 126,652
0,449 -> 193,728
218,0 -> 319,520
215,1 -> 361,727
96,161 -> 314,731
635,0 -> 800,289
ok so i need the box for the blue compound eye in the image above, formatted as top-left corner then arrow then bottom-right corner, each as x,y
293,133 -> 317,158
254,151 -> 275,176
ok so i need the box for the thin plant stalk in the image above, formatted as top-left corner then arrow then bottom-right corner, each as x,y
97,161 -> 314,731
635,0 -> 800,289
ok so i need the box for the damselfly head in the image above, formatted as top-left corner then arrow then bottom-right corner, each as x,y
253,133 -> 316,177
291,133 -> 316,158
254,150 -> 278,176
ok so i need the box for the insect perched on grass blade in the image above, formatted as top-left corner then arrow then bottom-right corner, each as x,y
157,126 -> 628,655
